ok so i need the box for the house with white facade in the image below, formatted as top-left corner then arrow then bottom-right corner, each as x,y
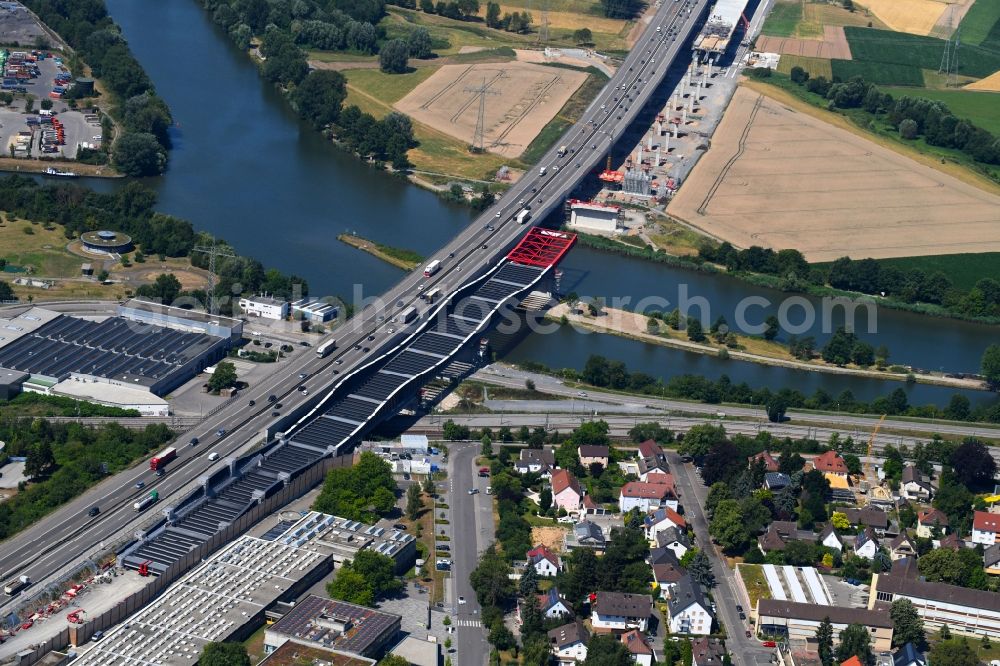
855,527 -> 880,560
552,469 -> 583,512
819,524 -> 844,552
539,587 -> 573,620
667,574 -> 714,635
972,511 -> 1000,546
656,527 -> 691,560
549,621 -> 589,665
916,508 -> 948,538
889,533 -> 918,561
591,592 -> 653,634
621,479 -> 678,514
526,545 -> 562,577
900,465 -> 933,501
515,448 -> 555,475
238,295 -> 289,320
637,440 -> 669,480
644,507 -> 687,540
579,445 -> 610,468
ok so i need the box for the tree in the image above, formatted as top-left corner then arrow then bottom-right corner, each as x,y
485,0 -> 501,26
114,132 -> 167,176
950,438 -> 997,489
836,623 -> 874,666
470,544 -> 515,608
822,327 -> 857,366
816,617 -> 834,666
380,38 -> 410,73
200,642 -> 251,666
705,482 -> 732,518
688,550 -> 716,588
890,599 -> 926,650
789,66 -> 809,84
899,118 -> 918,140
293,70 -> 347,129
539,487 -> 552,513
764,314 -> 780,340
327,567 -> 374,606
984,344 -> 1000,389
678,423 -> 726,459
406,483 -> 422,520
423,475 -> 435,495
25,440 -> 56,479
687,318 -> 706,342
208,361 -> 238,392
929,638 -> 978,666
831,511 -> 850,530
573,27 -> 593,44
407,27 -> 433,58
481,434 -> 493,456
379,656 -> 412,666
584,634 -> 633,665
518,564 -> 538,598
766,397 -> 787,423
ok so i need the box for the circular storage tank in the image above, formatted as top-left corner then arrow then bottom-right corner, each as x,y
81,230 -> 133,254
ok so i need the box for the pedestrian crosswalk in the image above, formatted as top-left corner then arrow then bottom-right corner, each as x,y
456,619 -> 483,628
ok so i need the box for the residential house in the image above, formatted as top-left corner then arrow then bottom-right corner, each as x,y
653,562 -> 686,599
855,527 -> 880,560
845,507 -> 889,536
972,511 -> 1000,546
916,508 -> 948,538
539,587 -> 573,620
759,524 -> 788,553
592,592 -> 653,634
667,574 -> 714,636
549,621 -> 589,665
842,657 -> 864,666
526,545 -> 562,577
814,451 -> 849,477
649,546 -> 681,567
757,600 -> 894,651
985,544 -> 1000,575
939,533 -> 964,551
749,451 -> 780,473
644,507 -> 687,540
765,473 -> 792,491
888,533 -> 917,561
578,445 -> 610,469
819,524 -> 844,553
892,643 -> 926,666
621,629 -> 655,666
900,466 -> 933,502
656,526 -> 691,560
637,440 -> 669,480
623,480 -> 679,514
552,469 -> 583,512
566,520 -> 605,552
691,638 -> 726,666
870,572 -> 1000,637
515,448 -> 555,475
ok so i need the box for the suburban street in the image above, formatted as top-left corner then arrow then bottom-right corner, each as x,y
667,450 -> 775,666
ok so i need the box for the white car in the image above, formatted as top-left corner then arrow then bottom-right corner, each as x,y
458,596 -> 467,604
468,488 -> 479,495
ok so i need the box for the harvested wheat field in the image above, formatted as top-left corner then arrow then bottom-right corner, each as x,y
395,62 -> 587,158
668,87 -> 1000,261
965,70 -> 1000,92
855,0 -> 953,35
756,25 -> 852,58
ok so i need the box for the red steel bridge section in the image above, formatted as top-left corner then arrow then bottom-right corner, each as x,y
506,227 -> 577,268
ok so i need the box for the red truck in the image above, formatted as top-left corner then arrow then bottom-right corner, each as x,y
150,446 -> 177,472
478,467 -> 490,477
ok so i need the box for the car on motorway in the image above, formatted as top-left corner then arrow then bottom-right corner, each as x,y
190,437 -> 199,446
268,394 -> 277,402
88,506 -> 100,517
216,428 -> 226,437
367,335 -> 375,341
447,252 -> 454,258
354,344 -> 362,350
272,411 -> 280,417
336,359 -> 343,365
362,347 -> 370,353
299,373 -> 307,379
135,481 -> 145,489
208,452 -> 220,461
275,402 -> 283,409
495,212 -> 501,218
487,225 -> 494,231
248,399 -> 255,407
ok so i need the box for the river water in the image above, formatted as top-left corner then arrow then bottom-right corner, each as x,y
99,0 -> 999,408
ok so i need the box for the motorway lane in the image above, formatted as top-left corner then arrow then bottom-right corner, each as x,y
668,451 -> 775,666
449,443 -> 491,666
0,0 -> 710,622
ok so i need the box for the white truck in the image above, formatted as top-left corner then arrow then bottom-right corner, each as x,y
539,166 -> 547,176
557,145 -> 568,157
515,209 -> 531,225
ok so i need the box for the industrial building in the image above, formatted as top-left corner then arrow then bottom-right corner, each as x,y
0,306 -> 231,405
567,200 -> 621,233
239,295 -> 290,320
310,514 -> 417,573
870,572 -> 1000,638
80,229 -> 133,255
263,595 -> 401,660
757,600 -> 894,651
293,298 -> 339,323
118,298 -> 243,339
258,643 -> 375,665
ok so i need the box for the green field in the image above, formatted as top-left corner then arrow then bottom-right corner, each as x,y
343,67 -> 438,105
762,0 -> 804,37
960,0 -> 1000,46
882,87 -> 1000,134
831,59 -> 924,85
777,54 -> 833,79
815,253 -> 1000,290
844,26 -> 1000,78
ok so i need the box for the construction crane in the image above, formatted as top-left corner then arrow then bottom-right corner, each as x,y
863,414 -> 888,500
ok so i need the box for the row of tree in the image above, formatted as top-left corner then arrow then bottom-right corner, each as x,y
21,0 -> 172,175
789,68 -> 1000,166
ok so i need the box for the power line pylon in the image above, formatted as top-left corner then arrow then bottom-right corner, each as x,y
193,238 -> 236,314
539,0 -> 550,43
463,77 -> 499,153
938,11 -> 961,86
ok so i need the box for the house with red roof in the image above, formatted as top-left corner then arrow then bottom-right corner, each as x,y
972,510 -> 1000,546
552,469 -> 583,513
916,508 -> 949,538
620,479 -> 678,513
526,545 -> 562,577
814,450 -> 849,476
644,507 -> 687,540
637,439 -> 669,481
749,451 -> 780,473
621,629 -> 655,666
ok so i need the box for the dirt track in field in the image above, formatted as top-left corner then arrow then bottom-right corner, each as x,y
667,86 -> 1000,261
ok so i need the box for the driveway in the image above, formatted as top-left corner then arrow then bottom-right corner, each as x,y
667,451 -> 776,666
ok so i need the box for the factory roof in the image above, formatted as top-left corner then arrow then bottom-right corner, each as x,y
120,298 -> 241,328
758,599 -> 893,628
258,642 -> 375,665
269,595 -> 401,655
0,306 -> 61,350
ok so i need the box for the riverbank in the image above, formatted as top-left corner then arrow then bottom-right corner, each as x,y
545,302 -> 988,392
337,233 -> 423,271
0,158 -> 122,179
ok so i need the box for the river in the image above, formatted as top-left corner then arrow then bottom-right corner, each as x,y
98,0 -> 999,409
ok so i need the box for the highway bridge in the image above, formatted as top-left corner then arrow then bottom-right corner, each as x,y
0,0 -> 714,643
